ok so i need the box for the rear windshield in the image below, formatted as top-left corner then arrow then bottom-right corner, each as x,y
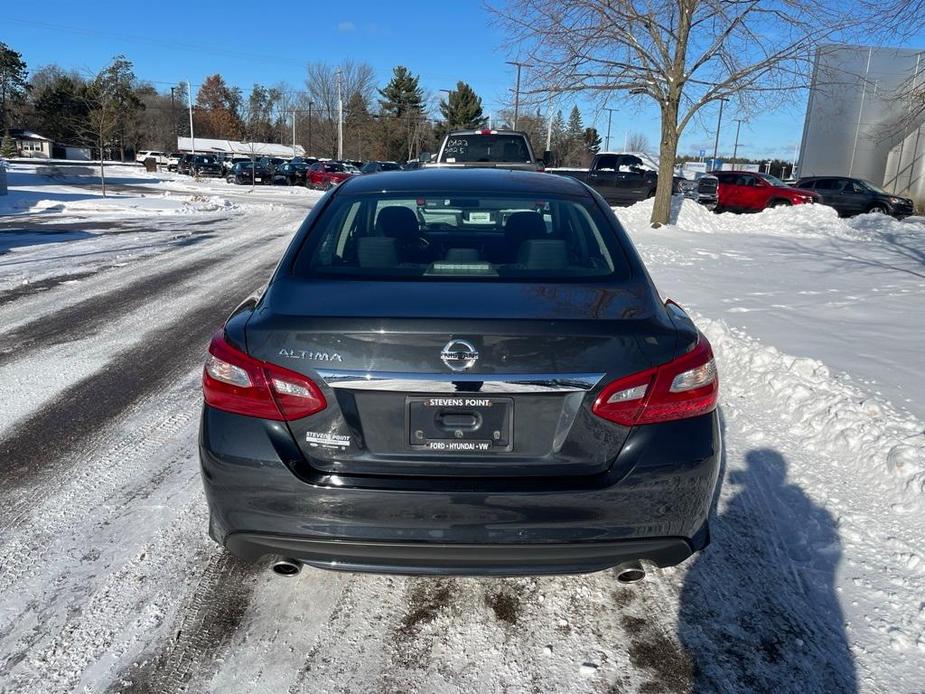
440,135 -> 532,164
293,192 -> 629,281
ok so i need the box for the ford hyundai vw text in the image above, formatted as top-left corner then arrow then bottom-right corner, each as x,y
198,168 -> 721,576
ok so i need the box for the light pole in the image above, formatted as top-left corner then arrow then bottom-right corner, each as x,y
604,107 -> 618,151
506,61 -> 531,129
336,70 -> 343,160
185,80 -> 195,154
732,118 -> 745,161
291,110 -> 297,158
711,97 -> 728,162
307,101 -> 313,156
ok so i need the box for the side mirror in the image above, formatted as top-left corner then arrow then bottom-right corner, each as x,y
543,150 -> 554,166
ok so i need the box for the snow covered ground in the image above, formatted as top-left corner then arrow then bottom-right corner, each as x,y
0,165 -> 922,693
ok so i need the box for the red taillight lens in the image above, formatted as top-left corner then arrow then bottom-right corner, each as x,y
202,332 -> 326,421
592,334 -> 718,426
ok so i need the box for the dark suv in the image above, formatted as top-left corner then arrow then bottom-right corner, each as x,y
795,176 -> 915,218
199,168 -> 721,577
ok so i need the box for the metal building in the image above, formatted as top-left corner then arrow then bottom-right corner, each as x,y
799,44 -> 925,207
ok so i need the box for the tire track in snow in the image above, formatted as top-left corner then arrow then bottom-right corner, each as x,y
0,229 -> 285,368
106,551 -> 260,694
0,255 -> 278,513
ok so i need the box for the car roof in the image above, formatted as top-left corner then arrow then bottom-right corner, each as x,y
338,167 -> 592,197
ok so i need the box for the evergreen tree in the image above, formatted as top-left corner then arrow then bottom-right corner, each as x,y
550,110 -> 566,166
0,42 -> 28,131
583,127 -> 602,154
438,81 -> 486,133
378,65 -> 424,117
378,66 -> 425,161
32,74 -> 89,144
564,105 -> 584,166
1,133 -> 17,157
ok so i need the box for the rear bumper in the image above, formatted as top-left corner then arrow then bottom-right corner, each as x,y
199,407 -> 721,575
225,533 -> 694,576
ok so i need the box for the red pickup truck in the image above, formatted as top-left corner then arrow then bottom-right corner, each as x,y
713,171 -> 819,212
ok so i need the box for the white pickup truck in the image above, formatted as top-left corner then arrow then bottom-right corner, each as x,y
135,150 -> 169,166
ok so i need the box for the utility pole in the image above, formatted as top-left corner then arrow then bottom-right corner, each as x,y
732,118 -> 745,161
711,97 -> 728,162
186,80 -> 195,154
291,110 -> 297,158
506,61 -> 531,130
307,101 -> 313,156
604,107 -> 618,151
170,87 -> 178,142
336,70 -> 344,160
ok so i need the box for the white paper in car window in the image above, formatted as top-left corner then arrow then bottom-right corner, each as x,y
446,157 -> 456,163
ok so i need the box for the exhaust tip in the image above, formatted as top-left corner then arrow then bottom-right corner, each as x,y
616,562 -> 646,584
271,558 -> 302,577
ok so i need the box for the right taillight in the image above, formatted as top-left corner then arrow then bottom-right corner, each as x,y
202,331 -> 326,421
593,334 -> 718,426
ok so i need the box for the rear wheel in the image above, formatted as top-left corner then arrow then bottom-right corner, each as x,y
868,203 -> 888,214
768,199 -> 791,208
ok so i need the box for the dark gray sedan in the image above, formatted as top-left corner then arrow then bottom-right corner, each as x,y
199,168 -> 721,577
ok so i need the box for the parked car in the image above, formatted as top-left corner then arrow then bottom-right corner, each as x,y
360,161 -> 402,174
226,161 -> 272,185
273,161 -> 311,185
712,171 -> 819,212
135,150 -> 168,165
291,156 -> 319,168
675,172 -> 719,208
199,168 -> 721,577
433,129 -> 545,171
550,153 -> 696,207
177,153 -> 195,175
306,161 -> 356,189
190,154 -> 223,177
795,176 -> 915,218
166,153 -> 181,171
256,156 -> 287,174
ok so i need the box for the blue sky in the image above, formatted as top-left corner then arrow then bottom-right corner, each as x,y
3,1 -> 924,161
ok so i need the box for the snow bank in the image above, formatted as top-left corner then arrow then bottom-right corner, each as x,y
701,316 -> 925,504
615,197 -> 920,241
0,191 -> 236,216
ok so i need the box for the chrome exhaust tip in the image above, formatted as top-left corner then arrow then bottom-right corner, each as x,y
271,558 -> 302,577
615,561 -> 646,584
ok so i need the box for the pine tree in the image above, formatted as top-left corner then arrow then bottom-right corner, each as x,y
550,110 -> 566,166
378,66 -> 423,118
564,105 -> 584,166
378,66 -> 425,161
0,42 -> 29,131
1,133 -> 17,157
439,81 -> 486,133
583,127 -> 602,154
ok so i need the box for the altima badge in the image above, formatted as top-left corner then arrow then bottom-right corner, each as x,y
279,348 -> 343,362
440,339 -> 479,371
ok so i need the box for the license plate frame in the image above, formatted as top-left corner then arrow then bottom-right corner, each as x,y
406,396 -> 513,453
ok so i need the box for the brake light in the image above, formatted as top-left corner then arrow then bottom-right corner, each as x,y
202,332 -> 326,421
592,335 -> 718,426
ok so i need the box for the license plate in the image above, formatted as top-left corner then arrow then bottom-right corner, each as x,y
254,177 -> 262,182
407,396 -> 513,452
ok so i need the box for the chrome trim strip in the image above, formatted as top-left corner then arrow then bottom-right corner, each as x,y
316,370 -> 604,393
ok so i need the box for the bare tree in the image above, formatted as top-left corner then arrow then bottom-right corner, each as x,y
76,60 -> 132,196
626,132 -> 651,154
489,0 -> 883,226
305,60 -> 375,157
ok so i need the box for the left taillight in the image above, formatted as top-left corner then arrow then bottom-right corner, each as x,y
592,334 -> 718,426
202,331 -> 326,421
